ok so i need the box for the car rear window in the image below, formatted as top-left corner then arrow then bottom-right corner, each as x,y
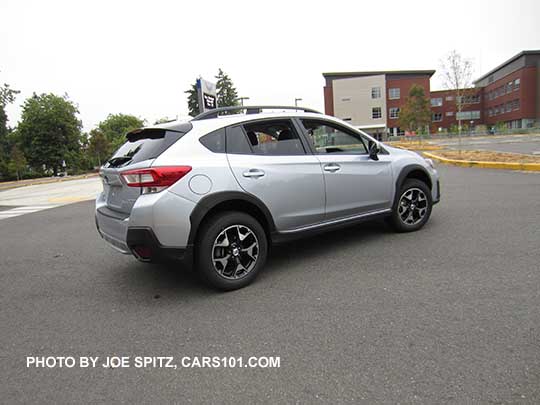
106,125 -> 191,168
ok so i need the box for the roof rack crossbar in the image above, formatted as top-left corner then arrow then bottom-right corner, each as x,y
192,105 -> 321,121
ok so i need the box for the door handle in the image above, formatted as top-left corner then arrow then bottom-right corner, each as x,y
242,169 -> 265,178
323,163 -> 341,172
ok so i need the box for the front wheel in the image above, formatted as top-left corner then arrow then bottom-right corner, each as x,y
196,211 -> 268,291
388,179 -> 433,232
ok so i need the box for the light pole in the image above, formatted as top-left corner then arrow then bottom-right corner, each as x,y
294,98 -> 302,107
238,97 -> 250,106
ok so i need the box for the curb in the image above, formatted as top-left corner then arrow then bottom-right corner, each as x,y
0,173 -> 100,191
423,152 -> 540,172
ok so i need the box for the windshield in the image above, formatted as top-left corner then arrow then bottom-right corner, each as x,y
106,127 -> 190,168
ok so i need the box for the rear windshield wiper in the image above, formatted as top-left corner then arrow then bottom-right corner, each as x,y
107,145 -> 142,167
107,156 -> 133,167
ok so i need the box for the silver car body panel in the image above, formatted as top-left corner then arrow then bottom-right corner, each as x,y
227,153 -> 326,230
315,153 -> 394,220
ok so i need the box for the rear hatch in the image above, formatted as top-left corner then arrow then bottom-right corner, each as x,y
99,124 -> 192,214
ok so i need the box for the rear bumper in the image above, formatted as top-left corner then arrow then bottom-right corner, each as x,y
95,204 -> 193,266
95,206 -> 130,254
126,227 -> 193,265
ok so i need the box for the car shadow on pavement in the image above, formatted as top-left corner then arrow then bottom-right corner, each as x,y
107,219 -> 396,297
264,219 -> 393,274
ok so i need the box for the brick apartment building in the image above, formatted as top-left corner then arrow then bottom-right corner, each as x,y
323,70 -> 434,137
323,50 -> 540,136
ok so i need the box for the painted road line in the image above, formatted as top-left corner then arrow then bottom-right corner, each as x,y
0,205 -> 60,220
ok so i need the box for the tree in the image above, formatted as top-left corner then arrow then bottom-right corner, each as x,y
0,82 -> 20,180
398,84 -> 432,139
8,144 -> 27,180
0,83 -> 20,138
96,113 -> 144,152
185,69 -> 239,117
87,129 -> 111,166
215,69 -> 239,109
185,81 -> 199,117
440,50 -> 474,148
17,93 -> 83,175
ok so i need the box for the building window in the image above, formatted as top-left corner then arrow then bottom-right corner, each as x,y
456,111 -> 480,120
389,107 -> 400,119
513,99 -> 520,110
488,109 -> 492,117
432,113 -> 442,122
506,102 -> 512,113
388,88 -> 400,100
458,94 -> 480,104
372,107 -> 382,119
446,111 -> 454,117
494,106 -> 499,115
445,96 -> 454,101
514,78 -> 520,90
430,97 -> 443,107
371,87 -> 381,99
507,82 -> 513,93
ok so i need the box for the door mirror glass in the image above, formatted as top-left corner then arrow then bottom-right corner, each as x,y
368,141 -> 379,161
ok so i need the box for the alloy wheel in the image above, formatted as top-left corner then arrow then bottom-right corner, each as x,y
398,187 -> 428,226
212,225 -> 259,280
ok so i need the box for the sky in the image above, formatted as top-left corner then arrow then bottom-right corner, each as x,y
1,0 -> 539,131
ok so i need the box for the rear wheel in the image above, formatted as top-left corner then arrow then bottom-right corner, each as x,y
196,211 -> 268,291
388,179 -> 432,232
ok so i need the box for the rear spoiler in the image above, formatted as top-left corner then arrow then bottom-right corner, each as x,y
126,122 -> 193,142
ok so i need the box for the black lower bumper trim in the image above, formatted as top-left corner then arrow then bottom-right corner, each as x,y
434,180 -> 441,204
126,227 -> 193,267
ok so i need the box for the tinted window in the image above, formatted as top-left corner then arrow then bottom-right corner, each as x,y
226,125 -> 252,154
243,120 -> 305,156
107,128 -> 189,168
301,120 -> 367,154
200,128 -> 225,153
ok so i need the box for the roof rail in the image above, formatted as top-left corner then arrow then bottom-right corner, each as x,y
191,105 -> 321,121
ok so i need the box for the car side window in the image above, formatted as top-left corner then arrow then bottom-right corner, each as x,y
199,128 -> 225,153
301,119 -> 368,154
243,119 -> 306,156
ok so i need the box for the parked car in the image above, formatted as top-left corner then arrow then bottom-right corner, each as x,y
95,106 -> 440,290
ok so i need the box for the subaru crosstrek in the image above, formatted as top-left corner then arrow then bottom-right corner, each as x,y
95,106 -> 440,290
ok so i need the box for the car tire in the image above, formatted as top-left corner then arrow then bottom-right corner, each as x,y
196,211 -> 268,291
388,179 -> 433,233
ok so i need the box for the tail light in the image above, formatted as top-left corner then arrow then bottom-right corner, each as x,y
120,166 -> 192,194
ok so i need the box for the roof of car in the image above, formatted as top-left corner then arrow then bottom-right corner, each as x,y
145,108 -> 327,133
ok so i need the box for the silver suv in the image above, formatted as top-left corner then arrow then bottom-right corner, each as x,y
96,106 -> 440,290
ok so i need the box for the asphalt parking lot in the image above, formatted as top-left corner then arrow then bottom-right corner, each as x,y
1,164 -> 539,403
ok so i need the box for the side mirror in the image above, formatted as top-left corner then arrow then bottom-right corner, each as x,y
368,141 -> 379,161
